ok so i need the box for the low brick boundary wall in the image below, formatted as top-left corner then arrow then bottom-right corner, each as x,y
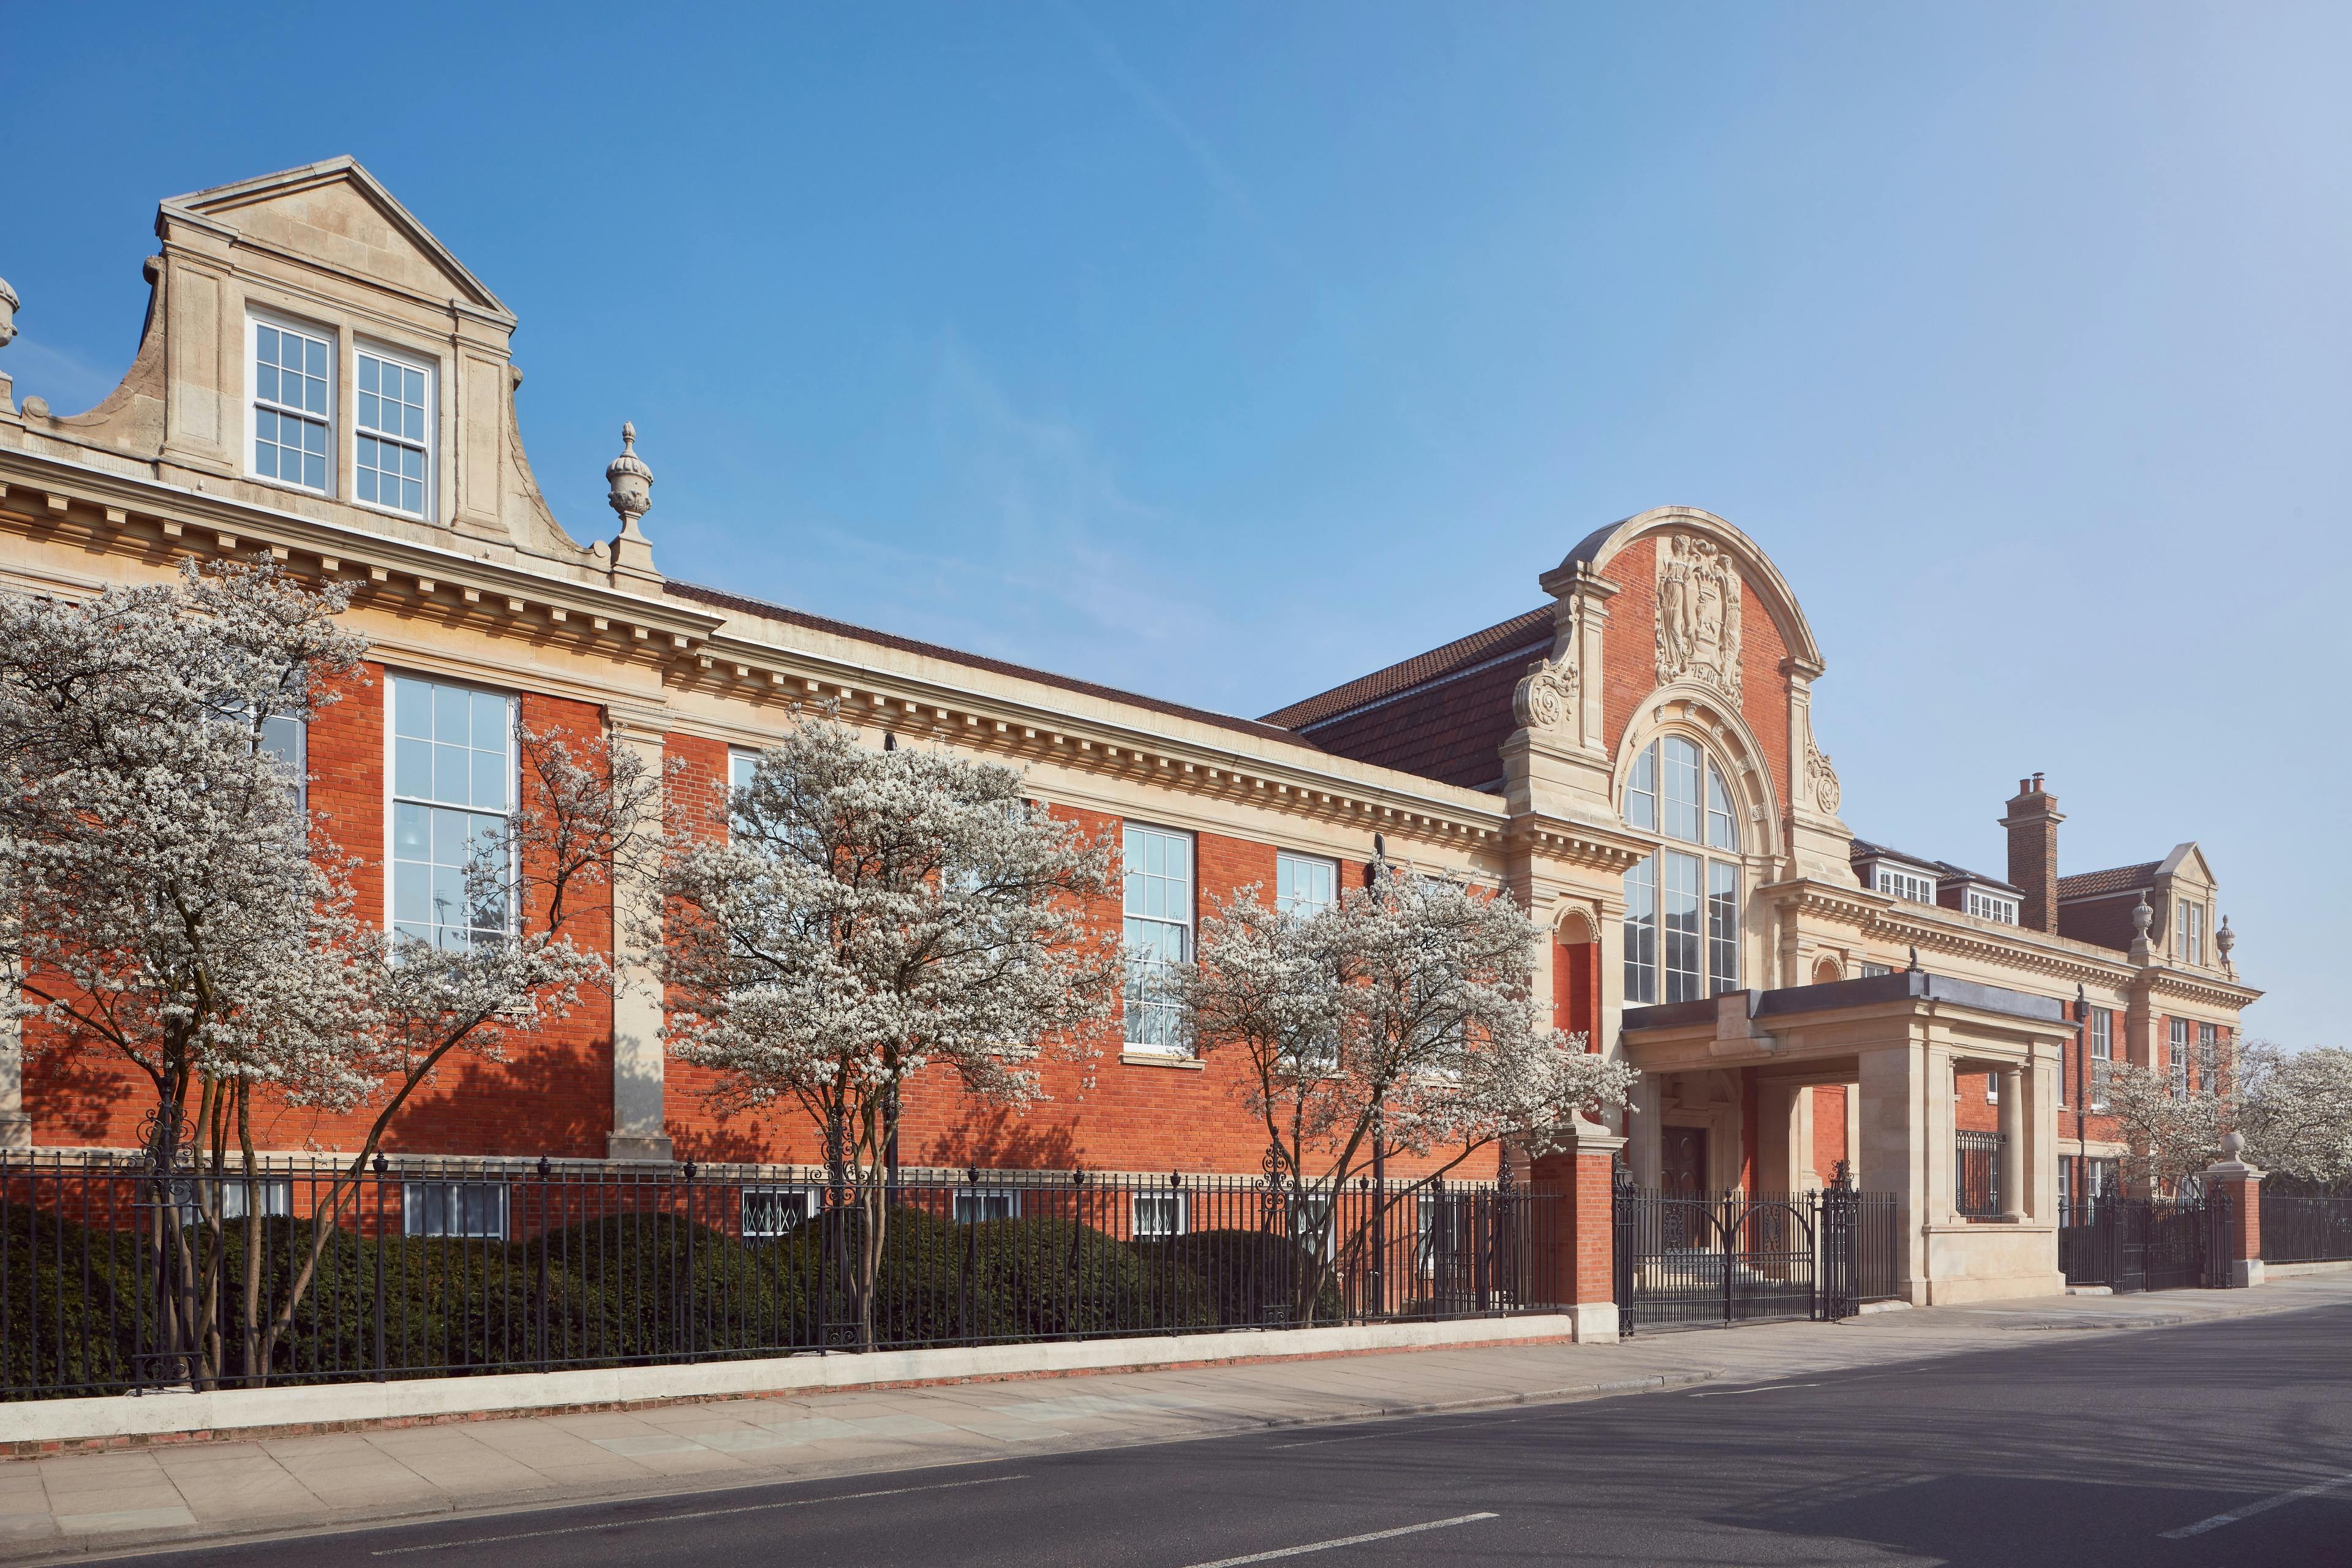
3,1311 -> 1605,1458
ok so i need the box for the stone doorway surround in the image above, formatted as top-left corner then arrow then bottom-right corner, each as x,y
1621,969 -> 2073,1305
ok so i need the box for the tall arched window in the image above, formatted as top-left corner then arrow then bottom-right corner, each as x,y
1621,734 -> 1743,1005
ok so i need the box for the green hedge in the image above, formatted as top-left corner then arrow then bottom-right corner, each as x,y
1,1202 -> 1238,1395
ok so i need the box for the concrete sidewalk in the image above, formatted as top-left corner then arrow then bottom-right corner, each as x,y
4,1273 -> 2346,1564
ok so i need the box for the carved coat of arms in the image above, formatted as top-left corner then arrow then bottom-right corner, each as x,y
1655,535 -> 1743,699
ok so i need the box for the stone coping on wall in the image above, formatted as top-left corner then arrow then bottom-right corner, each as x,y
0,1313 -> 1600,1457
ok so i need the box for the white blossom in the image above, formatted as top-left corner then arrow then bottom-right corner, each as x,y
1178,869 -> 1637,1196
654,712 -> 1121,1345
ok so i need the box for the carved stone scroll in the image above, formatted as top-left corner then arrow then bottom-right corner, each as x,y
1512,641 -> 1580,732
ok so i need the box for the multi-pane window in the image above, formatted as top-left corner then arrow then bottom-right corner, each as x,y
1624,856 -> 1659,1006
355,348 -> 431,517
1123,824 -> 1193,1051
2089,1009 -> 2113,1110
1275,851 -> 1338,916
1966,890 -> 2019,924
1860,961 -> 1893,978
2169,1019 -> 2190,1099
403,1182 -> 507,1239
2058,1157 -> 2072,1219
1706,862 -> 1739,993
252,318 -> 332,492
1133,1192 -> 1187,1240
1874,865 -> 1937,903
1621,735 -> 1741,1005
390,674 -> 515,949
2179,901 -> 2204,965
2198,1023 -> 2220,1093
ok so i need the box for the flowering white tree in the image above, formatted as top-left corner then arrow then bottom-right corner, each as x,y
655,714 -> 1121,1348
2105,1040 -> 2352,1196
2103,1063 -> 2222,1194
0,564 -> 652,1385
1177,867 -> 1636,1319
2236,1044 -> 2352,1189
0,563 -> 375,1381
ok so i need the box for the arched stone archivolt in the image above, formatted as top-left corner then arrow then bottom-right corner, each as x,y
1608,684 -> 1787,864
1555,505 -> 1824,677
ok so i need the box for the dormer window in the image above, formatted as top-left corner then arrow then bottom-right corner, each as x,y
1965,889 -> 2019,924
250,317 -> 333,493
2177,900 -> 2204,965
356,347 -> 434,518
1872,864 -> 1936,904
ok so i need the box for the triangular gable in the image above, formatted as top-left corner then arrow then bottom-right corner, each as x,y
160,156 -> 511,322
2157,842 -> 2217,886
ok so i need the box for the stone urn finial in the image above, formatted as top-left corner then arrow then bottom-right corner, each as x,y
603,421 -> 660,583
606,421 -> 652,534
0,276 -> 17,349
2221,1130 -> 2244,1162
2128,891 -> 2155,965
2216,914 -> 2236,972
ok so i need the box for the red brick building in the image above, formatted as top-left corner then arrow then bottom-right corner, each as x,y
0,160 -> 2258,1304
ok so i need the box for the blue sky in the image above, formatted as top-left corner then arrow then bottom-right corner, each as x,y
8,4 -> 2346,1044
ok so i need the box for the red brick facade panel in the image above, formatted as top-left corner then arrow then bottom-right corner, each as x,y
1810,1085 -> 1847,1175
1600,538 -> 1657,760
1733,585 -> 1792,821
2059,893 -> 2141,952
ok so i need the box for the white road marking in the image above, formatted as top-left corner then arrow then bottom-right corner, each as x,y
367,1473 -> 1027,1556
2158,1471 -> 2352,1539
1178,1512 -> 1500,1566
1688,1382 -> 1822,1398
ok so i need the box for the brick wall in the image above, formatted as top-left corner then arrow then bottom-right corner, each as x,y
1810,1085 -> 1847,1175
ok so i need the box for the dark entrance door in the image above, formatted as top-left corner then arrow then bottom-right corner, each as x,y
1662,1127 -> 1709,1194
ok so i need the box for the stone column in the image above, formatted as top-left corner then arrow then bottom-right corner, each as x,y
606,715 -> 673,1163
1531,1112 -> 1627,1342
1857,1039 -> 1929,1303
2203,1133 -> 2265,1288
1997,1065 -> 2025,1221
1628,1073 -> 1664,1187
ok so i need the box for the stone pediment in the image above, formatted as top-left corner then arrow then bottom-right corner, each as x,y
160,157 -> 511,321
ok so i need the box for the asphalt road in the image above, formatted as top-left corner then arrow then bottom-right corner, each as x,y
94,1303 -> 2352,1568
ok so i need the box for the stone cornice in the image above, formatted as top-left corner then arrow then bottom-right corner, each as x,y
2,449 -> 1526,856
2142,968 -> 2264,1011
679,625 -> 1515,853
0,450 -> 717,655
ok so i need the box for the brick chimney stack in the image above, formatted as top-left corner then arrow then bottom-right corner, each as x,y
1999,772 -> 2064,934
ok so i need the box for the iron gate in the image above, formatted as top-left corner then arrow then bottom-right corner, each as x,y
2058,1194 -> 2224,1293
1613,1167 -> 1896,1334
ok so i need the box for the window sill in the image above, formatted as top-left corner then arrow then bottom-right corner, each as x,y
1120,1049 -> 1204,1071
352,495 -> 435,526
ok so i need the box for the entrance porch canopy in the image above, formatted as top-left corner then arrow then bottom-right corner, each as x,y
1619,970 -> 2074,1305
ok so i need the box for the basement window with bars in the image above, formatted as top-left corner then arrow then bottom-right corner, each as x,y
1132,1191 -> 1188,1240
742,1186 -> 819,1238
953,1189 -> 1020,1224
402,1181 -> 508,1239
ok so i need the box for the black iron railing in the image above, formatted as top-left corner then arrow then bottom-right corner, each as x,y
2260,1195 -> 2352,1265
0,1152 -> 1561,1401
2057,1196 -> 2218,1292
1612,1172 -> 1898,1335
1955,1131 -> 2004,1218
